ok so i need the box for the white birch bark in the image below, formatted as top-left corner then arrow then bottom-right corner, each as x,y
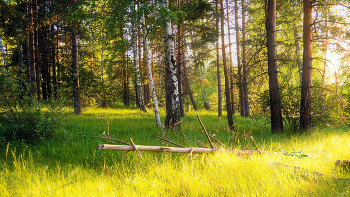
142,14 -> 162,127
131,4 -> 146,112
0,37 -> 9,78
161,0 -> 180,127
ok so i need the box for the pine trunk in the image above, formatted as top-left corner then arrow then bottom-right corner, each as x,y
226,0 -> 235,114
300,0 -> 313,131
216,0 -> 222,117
242,0 -> 250,117
234,0 -> 244,117
221,0 -> 234,129
29,0 -> 36,97
266,0 -> 283,133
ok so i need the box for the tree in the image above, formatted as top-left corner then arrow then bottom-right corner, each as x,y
265,0 -> 283,132
300,0 -> 313,131
241,0 -> 249,117
221,0 -> 234,129
161,0 -> 180,128
131,2 -> 147,112
216,0 -> 222,117
142,13 -> 161,127
71,0 -> 81,114
234,0 -> 243,117
226,0 -> 235,113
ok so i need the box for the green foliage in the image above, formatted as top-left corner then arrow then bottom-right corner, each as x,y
0,80 -> 66,143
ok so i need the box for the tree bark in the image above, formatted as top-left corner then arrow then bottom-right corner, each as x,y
34,0 -> 40,100
161,0 -> 180,128
177,0 -> 185,117
71,0 -> 81,114
0,37 -> 9,78
266,0 -> 283,133
241,0 -> 250,117
221,0 -> 234,129
294,27 -> 302,84
226,0 -> 235,114
216,0 -> 222,117
196,65 -> 210,110
234,0 -> 244,117
131,3 -> 147,112
143,14 -> 162,127
300,0 -> 313,131
29,0 -> 36,97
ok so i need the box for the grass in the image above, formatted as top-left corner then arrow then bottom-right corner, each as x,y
0,107 -> 349,196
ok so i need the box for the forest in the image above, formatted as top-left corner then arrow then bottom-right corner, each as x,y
0,0 -> 350,196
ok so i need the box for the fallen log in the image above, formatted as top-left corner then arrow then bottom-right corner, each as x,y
97,144 -> 261,155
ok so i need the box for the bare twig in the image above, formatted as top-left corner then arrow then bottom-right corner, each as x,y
209,134 -> 227,149
249,132 -> 259,151
93,136 -> 131,145
197,114 -> 215,149
156,136 -> 186,148
129,138 -> 142,160
231,126 -> 239,150
243,131 -> 248,150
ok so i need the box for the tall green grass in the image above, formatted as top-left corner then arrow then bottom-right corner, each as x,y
0,108 -> 349,196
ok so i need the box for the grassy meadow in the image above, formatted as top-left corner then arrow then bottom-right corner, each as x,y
0,107 -> 349,196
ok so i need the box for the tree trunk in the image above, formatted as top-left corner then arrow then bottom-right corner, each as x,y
0,37 -> 9,78
71,0 -> 81,114
123,52 -> 130,106
234,0 -> 244,117
221,0 -> 234,129
41,25 -> 48,101
183,62 -> 197,110
226,0 -> 235,114
143,14 -> 162,127
29,0 -> 36,97
161,0 -> 180,128
197,66 -> 210,110
18,43 -> 25,90
294,27 -> 302,84
52,22 -> 57,99
131,3 -> 147,112
300,0 -> 313,131
241,0 -> 250,117
34,0 -> 40,100
177,0 -> 185,117
266,0 -> 283,133
26,2 -> 30,86
216,0 -> 222,117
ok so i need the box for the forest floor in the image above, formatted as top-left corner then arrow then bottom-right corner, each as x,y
0,107 -> 349,196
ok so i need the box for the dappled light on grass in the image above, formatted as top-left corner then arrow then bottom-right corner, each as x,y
0,108 -> 349,196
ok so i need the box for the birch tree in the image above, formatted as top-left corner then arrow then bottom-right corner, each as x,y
142,14 -> 161,127
131,2 -> 147,112
161,0 -> 180,128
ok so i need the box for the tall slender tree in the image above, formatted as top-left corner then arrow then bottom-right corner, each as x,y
216,0 -> 222,117
142,14 -> 162,127
300,0 -> 313,131
234,0 -> 244,117
266,0 -> 283,132
226,0 -> 235,113
71,0 -> 81,114
131,2 -> 147,112
241,0 -> 250,117
221,0 -> 234,129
